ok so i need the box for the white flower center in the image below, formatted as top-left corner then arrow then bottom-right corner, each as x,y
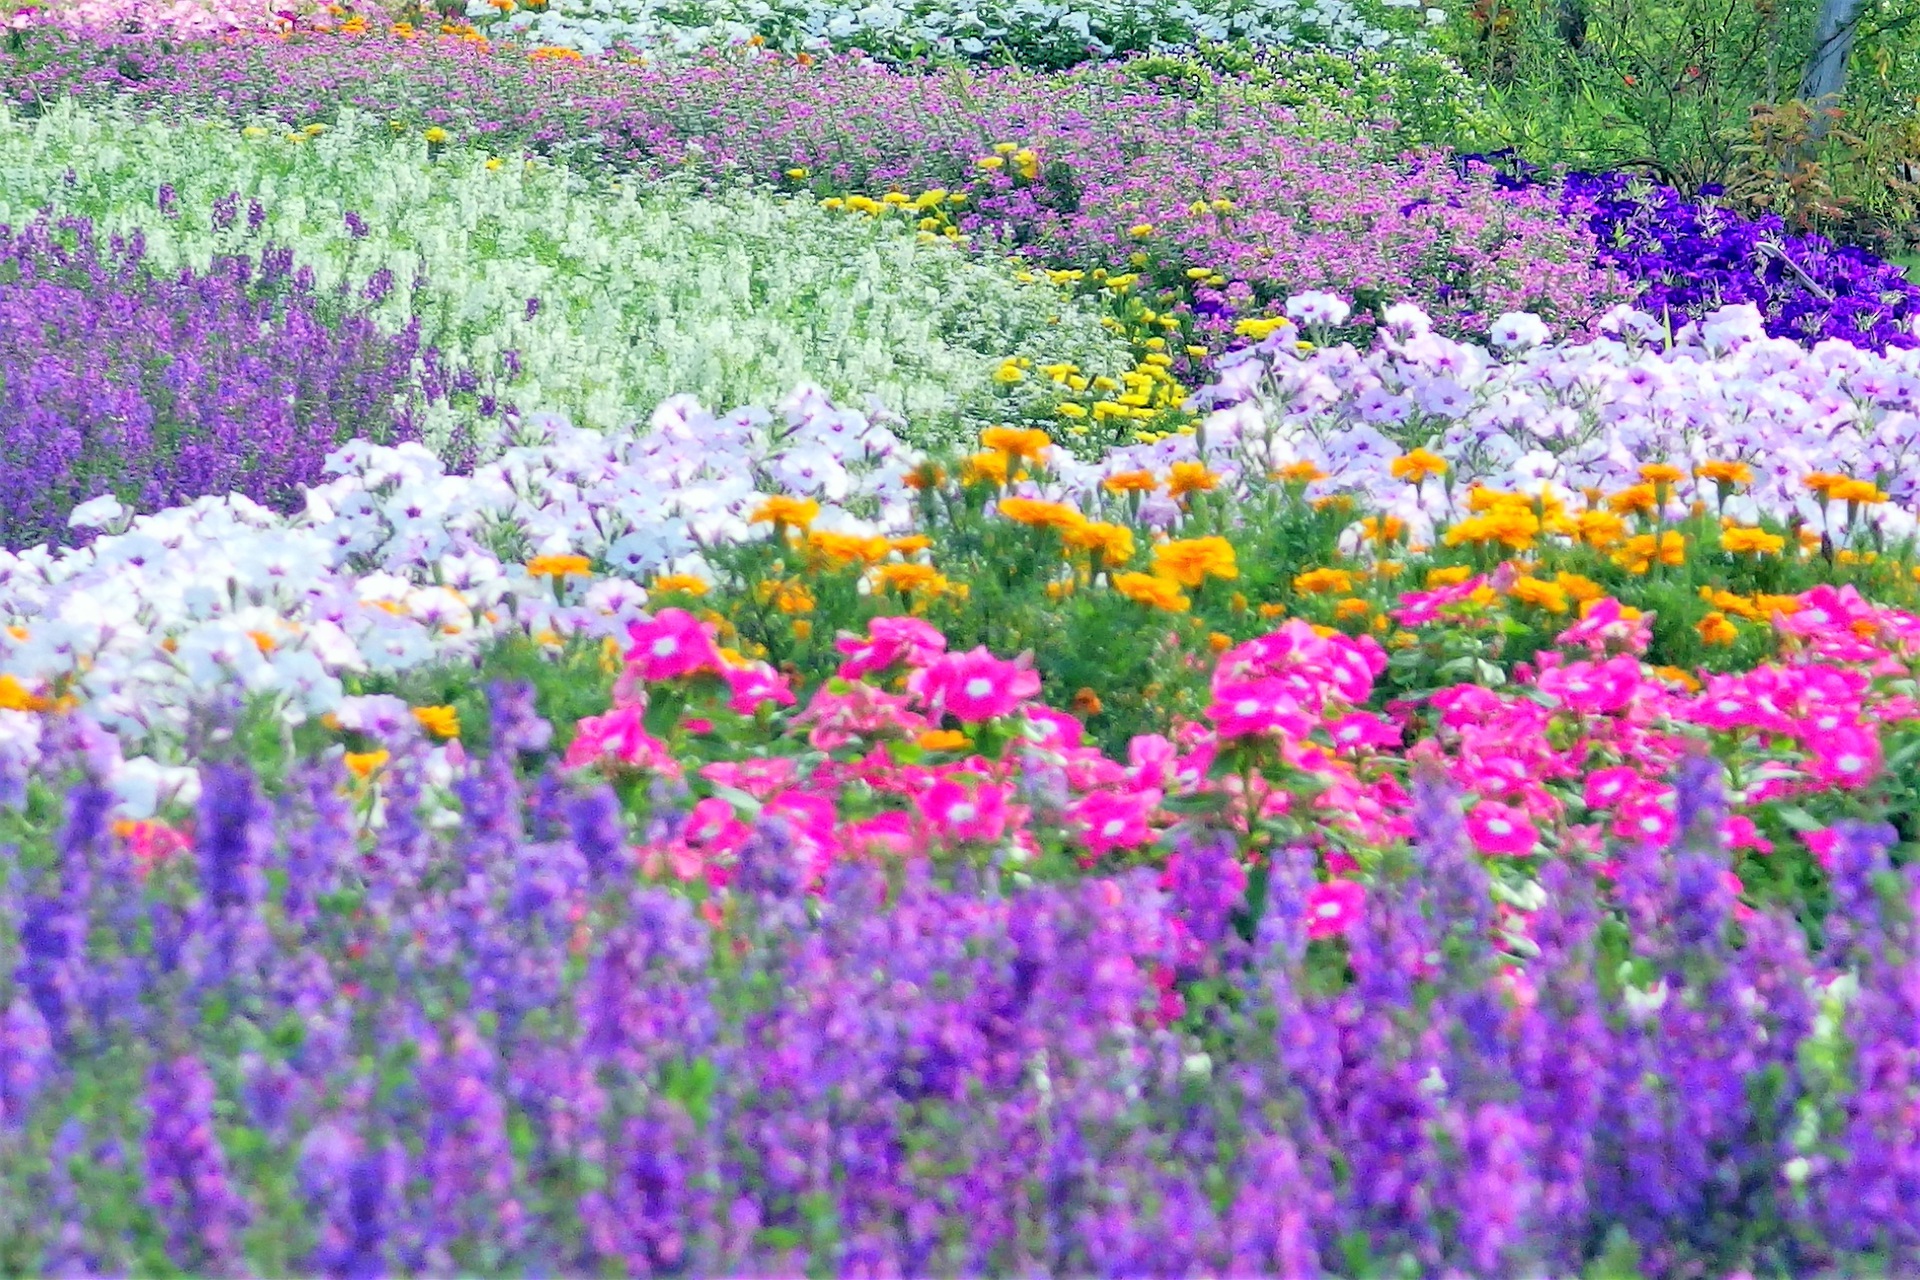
964,677 -> 994,699
652,637 -> 678,658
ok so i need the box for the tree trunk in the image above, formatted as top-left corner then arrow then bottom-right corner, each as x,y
1800,0 -> 1866,138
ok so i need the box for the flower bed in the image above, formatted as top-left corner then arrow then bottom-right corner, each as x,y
0,34 -> 1628,355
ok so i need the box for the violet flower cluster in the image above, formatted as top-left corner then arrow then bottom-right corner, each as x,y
0,723 -> 1914,1275
0,209 -> 434,549
1465,154 -> 1920,353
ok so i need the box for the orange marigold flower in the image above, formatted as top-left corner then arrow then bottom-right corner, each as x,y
1061,520 -> 1135,565
1696,459 -> 1752,486
1167,460 -> 1221,498
807,530 -> 892,566
526,553 -> 592,578
1509,576 -> 1570,614
1334,598 -> 1371,621
1102,469 -> 1159,494
1830,478 -> 1889,505
870,563 -> 947,595
1112,571 -> 1191,611
979,425 -> 1054,460
997,497 -> 1086,531
1425,565 -> 1474,588
1152,536 -> 1239,588
1293,567 -> 1353,595
916,729 -> 972,752
1696,612 -> 1739,646
1071,687 -> 1103,715
1638,462 -> 1685,485
1606,484 -> 1659,516
1275,460 -> 1328,484
749,496 -> 821,529
1721,525 -> 1784,556
1390,449 -> 1447,483
344,749 -> 390,779
412,705 -> 460,740
651,574 -> 709,597
961,451 -> 1010,487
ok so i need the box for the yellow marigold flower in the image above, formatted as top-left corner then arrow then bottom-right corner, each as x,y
916,729 -> 972,752
344,749 -> 390,780
1696,459 -> 1752,487
423,126 -> 450,144
1697,612 -> 1739,647
1390,449 -> 1448,483
997,497 -> 1085,531
1425,565 -> 1474,588
1638,462 -> 1685,485
412,705 -> 460,740
0,674 -> 48,713
1056,403 -> 1089,419
1061,520 -> 1135,565
1103,469 -> 1159,494
1509,576 -> 1570,614
526,553 -> 591,579
962,452 -> 1010,487
992,363 -> 1027,385
651,574 -> 709,597
1293,567 -> 1353,596
1153,536 -> 1239,588
1167,461 -> 1220,498
1334,598 -> 1372,621
1112,571 -> 1191,611
870,564 -> 946,595
1275,461 -> 1327,484
1128,223 -> 1154,238
977,156 -> 1006,171
791,619 -> 813,641
1234,316 -> 1295,341
1721,525 -> 1785,556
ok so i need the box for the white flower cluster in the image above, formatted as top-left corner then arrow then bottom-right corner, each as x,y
471,0 -> 1412,61
0,388 -> 916,799
1057,300 -> 1920,546
0,104 -> 1128,450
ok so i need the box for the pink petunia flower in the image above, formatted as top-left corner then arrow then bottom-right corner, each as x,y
1582,765 -> 1641,810
625,609 -> 723,682
1808,723 -> 1882,790
1207,678 -> 1314,740
920,776 -> 1011,844
564,704 -> 682,776
724,662 -> 797,716
1466,801 -> 1538,856
910,647 -> 1041,723
835,615 -> 949,681
1071,789 -> 1158,857
1305,879 -> 1365,940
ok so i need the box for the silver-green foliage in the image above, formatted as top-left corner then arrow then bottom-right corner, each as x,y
0,103 -> 1130,451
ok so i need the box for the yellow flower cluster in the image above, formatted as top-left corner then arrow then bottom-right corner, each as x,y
819,188 -> 968,245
